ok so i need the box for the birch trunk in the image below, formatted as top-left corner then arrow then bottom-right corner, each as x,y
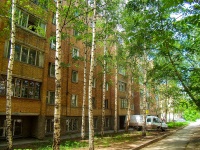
142,53 -> 147,136
6,1 -> 16,149
88,0 -> 96,149
81,40 -> 88,140
114,44 -> 118,133
53,0 -> 62,149
81,0 -> 89,140
125,70 -> 132,132
101,35 -> 107,136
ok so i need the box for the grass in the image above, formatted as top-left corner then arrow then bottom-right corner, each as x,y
11,130 -> 169,149
167,121 -> 189,128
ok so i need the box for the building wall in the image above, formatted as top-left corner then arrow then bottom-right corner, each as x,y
0,0 -> 142,140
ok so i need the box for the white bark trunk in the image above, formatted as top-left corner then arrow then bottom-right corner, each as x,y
81,46 -> 87,139
125,70 -> 132,132
101,35 -> 107,136
81,0 -> 89,140
142,53 -> 147,136
6,0 -> 16,149
88,0 -> 96,149
114,44 -> 118,133
53,0 -> 62,149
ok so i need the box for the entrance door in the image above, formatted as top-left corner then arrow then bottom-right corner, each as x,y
13,119 -> 22,136
119,116 -> 126,129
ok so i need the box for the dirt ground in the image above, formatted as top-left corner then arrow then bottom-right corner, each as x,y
6,129 -> 173,150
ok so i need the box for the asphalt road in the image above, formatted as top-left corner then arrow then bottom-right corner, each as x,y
141,120 -> 200,150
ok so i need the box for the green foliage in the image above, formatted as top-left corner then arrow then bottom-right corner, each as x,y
183,107 -> 200,121
167,122 -> 189,128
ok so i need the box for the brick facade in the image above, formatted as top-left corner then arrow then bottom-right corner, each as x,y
0,0 -> 141,140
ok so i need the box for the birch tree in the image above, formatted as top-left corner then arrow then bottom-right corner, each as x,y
114,43 -> 118,133
81,0 -> 89,139
88,0 -> 96,149
53,0 -> 62,149
141,51 -> 148,136
125,66 -> 132,132
101,32 -> 107,136
6,0 -> 16,149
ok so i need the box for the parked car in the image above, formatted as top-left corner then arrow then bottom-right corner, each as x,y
124,115 -> 168,131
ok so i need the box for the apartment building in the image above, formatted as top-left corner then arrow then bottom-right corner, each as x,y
0,0 -> 140,140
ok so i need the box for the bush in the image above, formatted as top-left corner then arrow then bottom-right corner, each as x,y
167,122 -> 189,128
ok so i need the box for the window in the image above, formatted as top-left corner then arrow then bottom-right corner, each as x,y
73,29 -> 79,36
0,119 -> 22,137
72,70 -> 78,83
0,75 -> 6,96
72,48 -> 79,58
121,98 -> 128,108
15,44 -> 21,61
46,91 -> 55,104
119,81 -> 126,92
104,118 -> 109,128
0,120 -> 5,137
106,82 -> 109,91
104,99 -> 108,109
118,66 -> 126,76
6,42 -> 44,67
71,94 -> 78,107
147,118 -> 151,122
94,118 -> 98,129
46,119 -> 54,133
16,8 -> 46,36
49,63 -> 55,77
50,38 -> 56,50
66,119 -> 78,131
92,78 -> 96,88
131,104 -> 134,110
21,80 -> 29,98
21,47 -> 28,63
92,97 -> 96,109
12,78 -> 41,99
29,50 -> 36,65
36,51 -> 44,67
52,13 -> 56,25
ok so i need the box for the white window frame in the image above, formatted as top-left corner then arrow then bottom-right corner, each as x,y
72,70 -> 78,83
6,42 -> 44,67
106,82 -> 109,91
92,97 -> 96,109
72,48 -> 79,58
118,66 -> 126,76
49,63 -> 55,77
104,118 -> 110,128
50,38 -> 56,50
66,118 -> 78,131
71,94 -> 78,107
45,119 -> 54,133
16,8 -> 46,36
104,99 -> 108,109
52,13 -> 56,25
92,78 -> 96,88
119,81 -> 126,92
46,91 -> 55,104
121,98 -> 128,108
73,29 -> 79,36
